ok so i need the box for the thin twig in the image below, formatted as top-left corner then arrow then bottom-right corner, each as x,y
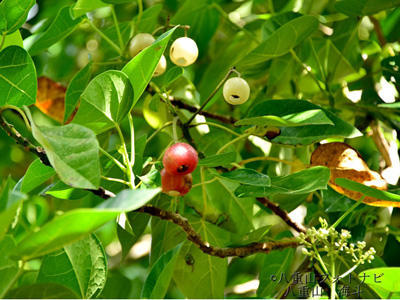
136,205 -> 299,258
369,16 -> 386,47
370,120 -> 392,167
256,197 -> 306,233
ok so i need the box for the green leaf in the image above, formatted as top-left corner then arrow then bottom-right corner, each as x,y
122,27 -> 177,107
0,193 -> 25,242
0,0 -> 35,35
258,245 -> 295,297
141,243 -> 182,299
171,0 -> 219,55
0,30 -> 23,51
219,168 -> 271,187
72,70 -> 134,134
46,181 -> 89,200
230,225 -> 271,246
236,109 -> 333,127
64,62 -> 92,123
28,117 -> 101,189
21,158 -> 55,193
197,152 -> 236,167
6,283 -> 79,299
0,46 -> 37,107
15,188 -> 160,260
335,178 -> 400,202
360,267 -> 400,295
26,6 -> 84,56
335,0 -> 400,16
0,236 -> 19,298
135,4 -> 163,33
235,166 -> 330,197
72,0 -> 107,19
238,16 -> 319,68
245,100 -> 361,145
37,234 -> 107,298
173,217 -> 228,298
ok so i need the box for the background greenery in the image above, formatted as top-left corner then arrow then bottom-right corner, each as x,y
1,0 -> 400,298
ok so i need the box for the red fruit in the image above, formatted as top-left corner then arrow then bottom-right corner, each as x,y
162,143 -> 198,175
161,168 -> 192,196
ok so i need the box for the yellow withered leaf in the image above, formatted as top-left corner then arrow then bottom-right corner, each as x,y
310,142 -> 399,207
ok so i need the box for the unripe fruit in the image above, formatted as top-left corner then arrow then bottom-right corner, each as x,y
129,33 -> 155,57
223,77 -> 250,105
169,37 -> 198,67
154,55 -> 167,77
161,168 -> 192,196
163,143 -> 198,175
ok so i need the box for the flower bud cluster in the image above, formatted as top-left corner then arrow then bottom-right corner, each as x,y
298,217 -> 375,265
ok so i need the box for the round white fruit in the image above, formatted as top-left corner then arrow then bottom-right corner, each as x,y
129,33 -> 155,57
170,37 -> 198,67
154,55 -> 167,77
223,77 -> 250,105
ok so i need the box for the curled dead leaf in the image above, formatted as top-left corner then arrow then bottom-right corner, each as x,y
35,77 -> 77,123
310,142 -> 398,207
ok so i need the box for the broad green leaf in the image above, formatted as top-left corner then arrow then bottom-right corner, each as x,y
360,267 -> 400,295
132,134 -> 147,176
171,0 -> 219,55
46,181 -> 89,200
246,100 -> 361,145
72,0 -> 107,18
236,109 -> 333,127
72,70 -> 134,133
0,46 -> 37,107
122,27 -> 177,107
258,244 -> 295,297
135,4 -> 163,33
0,236 -> 19,298
28,116 -> 101,189
15,188 -> 160,259
6,283 -> 79,299
0,0 -> 35,35
173,217 -> 228,298
102,0 -> 133,3
198,152 -> 236,167
37,234 -> 107,298
238,16 -> 319,68
26,6 -> 84,56
335,178 -> 400,202
141,244 -> 182,299
116,224 -> 136,260
219,168 -> 271,187
64,62 -> 92,123
0,30 -> 23,51
335,0 -> 400,16
21,158 -> 55,193
235,166 -> 330,197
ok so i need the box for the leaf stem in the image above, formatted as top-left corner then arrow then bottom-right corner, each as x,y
101,175 -> 130,185
0,33 -> 6,51
216,133 -> 250,154
128,113 -> 135,165
111,6 -> 124,51
86,18 -> 122,55
331,196 -> 364,229
136,0 -> 143,30
99,147 -> 126,172
172,116 -> 179,142
188,121 -> 241,137
146,121 -> 173,143
115,123 -> 135,189
185,67 -> 238,125
239,156 -> 304,167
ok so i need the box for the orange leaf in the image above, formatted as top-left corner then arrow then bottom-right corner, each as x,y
310,142 -> 397,207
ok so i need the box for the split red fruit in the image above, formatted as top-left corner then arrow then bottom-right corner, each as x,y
162,143 -> 198,175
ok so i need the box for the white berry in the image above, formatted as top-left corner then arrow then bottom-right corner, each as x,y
169,37 -> 198,67
154,55 -> 167,77
223,77 -> 250,105
129,33 -> 155,57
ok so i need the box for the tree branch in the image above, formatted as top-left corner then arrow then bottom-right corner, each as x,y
369,16 -> 386,47
257,197 -> 306,233
136,205 -> 299,258
370,120 -> 392,168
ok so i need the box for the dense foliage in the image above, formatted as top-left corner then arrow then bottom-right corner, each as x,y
1,0 -> 400,298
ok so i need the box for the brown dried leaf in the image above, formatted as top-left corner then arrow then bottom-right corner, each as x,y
310,142 -> 396,207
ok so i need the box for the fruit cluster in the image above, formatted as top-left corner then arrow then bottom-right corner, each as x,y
161,143 -> 198,196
